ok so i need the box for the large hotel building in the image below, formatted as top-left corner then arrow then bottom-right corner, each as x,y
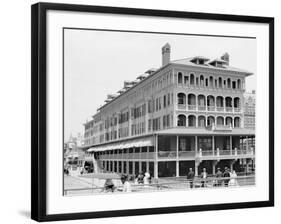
82,43 -> 255,178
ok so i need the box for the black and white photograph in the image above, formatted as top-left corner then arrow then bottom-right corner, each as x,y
63,29 -> 256,196
30,2 -> 274,221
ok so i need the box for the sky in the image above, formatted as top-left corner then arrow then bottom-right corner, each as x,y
64,29 -> 256,140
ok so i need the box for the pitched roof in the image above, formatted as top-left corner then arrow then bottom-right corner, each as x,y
171,57 -> 252,75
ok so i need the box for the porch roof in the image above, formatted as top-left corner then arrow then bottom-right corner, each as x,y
155,127 -> 255,136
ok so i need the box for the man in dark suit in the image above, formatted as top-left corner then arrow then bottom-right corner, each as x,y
187,168 -> 195,188
223,167 -> 231,187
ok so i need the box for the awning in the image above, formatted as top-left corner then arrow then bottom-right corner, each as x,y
87,137 -> 154,152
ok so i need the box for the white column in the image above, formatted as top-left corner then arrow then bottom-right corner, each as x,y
154,135 -> 158,178
195,136 -> 198,154
212,136 -> 215,156
176,161 -> 179,177
246,136 -> 249,152
230,136 -> 233,155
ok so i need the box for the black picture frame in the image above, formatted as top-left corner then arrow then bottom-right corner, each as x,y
31,2 -> 274,222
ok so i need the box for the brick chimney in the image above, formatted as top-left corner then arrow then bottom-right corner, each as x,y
221,52 -> 229,66
162,43 -> 171,66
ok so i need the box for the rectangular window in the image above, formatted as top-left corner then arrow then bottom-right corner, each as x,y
167,93 -> 170,106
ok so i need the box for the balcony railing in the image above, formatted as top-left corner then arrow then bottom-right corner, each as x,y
179,151 -> 196,158
216,106 -> 224,112
176,105 -> 241,113
188,105 -> 196,110
207,106 -> 215,111
234,107 -> 241,112
198,105 -> 206,111
177,104 -> 186,110
158,151 -> 177,158
97,148 -> 254,161
226,107 -> 233,112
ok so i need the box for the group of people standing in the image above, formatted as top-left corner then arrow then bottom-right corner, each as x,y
186,167 -> 239,188
103,171 -> 151,193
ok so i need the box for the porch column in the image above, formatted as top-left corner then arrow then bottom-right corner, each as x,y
212,136 -> 215,156
230,136 -> 233,155
176,135 -> 179,177
212,160 -> 218,175
195,160 -> 199,176
246,136 -> 249,153
154,135 -> 158,179
146,161 -> 149,173
195,136 -> 198,154
176,161 -> 179,177
154,162 -> 158,179
230,160 -> 235,172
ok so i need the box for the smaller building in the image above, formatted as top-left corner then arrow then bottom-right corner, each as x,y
64,134 -> 86,170
244,90 -> 256,130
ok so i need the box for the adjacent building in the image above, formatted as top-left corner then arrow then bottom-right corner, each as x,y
244,90 -> 256,130
82,43 -> 255,178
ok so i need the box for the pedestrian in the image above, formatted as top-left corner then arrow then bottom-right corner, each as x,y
144,171 -> 150,186
223,167 -> 231,187
103,178 -> 115,193
121,174 -> 132,193
215,167 -> 223,187
137,172 -> 144,184
229,170 -> 239,187
201,168 -> 208,187
187,168 -> 195,188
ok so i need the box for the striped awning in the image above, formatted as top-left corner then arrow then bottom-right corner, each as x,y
87,137 -> 154,152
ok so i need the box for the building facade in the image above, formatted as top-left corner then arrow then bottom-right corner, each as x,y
244,90 -> 256,130
83,43 -> 255,178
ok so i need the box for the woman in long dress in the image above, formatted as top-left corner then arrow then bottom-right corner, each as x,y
229,170 -> 239,187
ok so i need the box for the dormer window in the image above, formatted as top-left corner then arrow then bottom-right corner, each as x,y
209,59 -> 227,68
190,56 -> 209,65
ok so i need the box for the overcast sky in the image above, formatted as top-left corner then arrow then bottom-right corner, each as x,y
64,29 -> 256,140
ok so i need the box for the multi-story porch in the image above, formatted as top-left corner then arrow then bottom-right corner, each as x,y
87,127 -> 255,178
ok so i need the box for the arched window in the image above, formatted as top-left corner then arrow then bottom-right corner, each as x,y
225,97 -> 232,107
177,93 -> 186,105
237,79 -> 241,89
198,116 -> 206,127
178,72 -> 183,84
205,78 -> 208,87
207,95 -> 215,107
226,117 -> 233,127
234,117 -> 240,128
188,94 -> 196,105
209,76 -> 213,87
198,95 -> 206,106
190,74 -> 195,85
217,116 -> 224,126
216,96 -> 224,110
218,77 -> 222,88
234,97 -> 240,108
207,116 -> 215,126
227,78 -> 231,88
177,114 -> 186,126
200,75 -> 204,86
188,115 -> 196,127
